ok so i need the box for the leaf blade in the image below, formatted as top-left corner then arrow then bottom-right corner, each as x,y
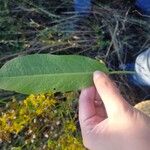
0,54 -> 109,94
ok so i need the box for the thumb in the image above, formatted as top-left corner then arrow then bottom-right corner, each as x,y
93,71 -> 130,118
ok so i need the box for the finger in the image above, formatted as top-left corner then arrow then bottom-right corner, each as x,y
79,86 -> 96,123
93,71 -> 129,118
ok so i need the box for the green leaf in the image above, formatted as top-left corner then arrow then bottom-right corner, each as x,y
0,54 -> 109,94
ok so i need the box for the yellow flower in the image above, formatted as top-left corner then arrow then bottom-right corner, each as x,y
64,121 -> 77,133
0,93 -> 57,137
0,111 -> 24,134
0,91 -> 85,149
58,134 -> 85,150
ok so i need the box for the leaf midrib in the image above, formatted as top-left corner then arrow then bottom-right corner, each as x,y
0,72 -> 94,78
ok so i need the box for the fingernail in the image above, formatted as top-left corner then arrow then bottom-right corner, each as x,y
93,71 -> 104,79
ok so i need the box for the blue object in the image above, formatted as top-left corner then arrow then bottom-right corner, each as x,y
63,0 -> 91,34
74,0 -> 91,15
136,0 -> 150,15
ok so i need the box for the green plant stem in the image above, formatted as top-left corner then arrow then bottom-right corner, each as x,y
109,71 -> 136,75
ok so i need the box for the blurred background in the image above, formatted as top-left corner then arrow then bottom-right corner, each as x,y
0,0 -> 150,149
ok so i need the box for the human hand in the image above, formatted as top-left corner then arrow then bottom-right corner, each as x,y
79,71 -> 150,150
